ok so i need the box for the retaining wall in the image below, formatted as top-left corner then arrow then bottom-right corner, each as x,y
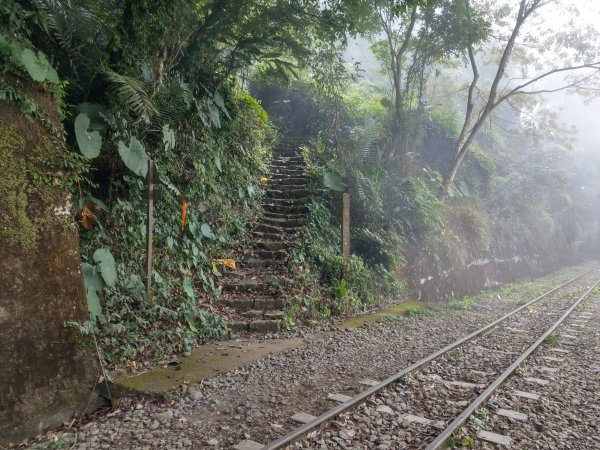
0,83 -> 98,444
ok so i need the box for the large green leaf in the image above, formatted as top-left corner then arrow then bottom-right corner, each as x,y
213,91 -> 231,119
75,113 -> 102,158
78,103 -> 107,131
93,248 -> 117,287
81,262 -> 104,291
162,124 -> 175,151
85,288 -> 102,321
118,137 -> 149,177
207,104 -> 221,128
18,48 -> 58,84
183,277 -> 195,299
201,223 -> 214,238
324,171 -> 348,192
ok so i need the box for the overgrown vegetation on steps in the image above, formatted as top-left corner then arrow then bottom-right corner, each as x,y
3,0 -> 600,367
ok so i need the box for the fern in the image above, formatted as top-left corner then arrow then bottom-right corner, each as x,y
105,70 -> 159,119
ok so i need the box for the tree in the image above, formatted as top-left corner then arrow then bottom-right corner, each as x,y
369,0 -> 490,161
440,0 -> 600,199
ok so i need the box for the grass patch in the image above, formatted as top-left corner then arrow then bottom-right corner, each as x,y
544,334 -> 560,346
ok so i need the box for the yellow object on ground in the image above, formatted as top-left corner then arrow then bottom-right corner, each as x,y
260,176 -> 268,184
215,258 -> 236,270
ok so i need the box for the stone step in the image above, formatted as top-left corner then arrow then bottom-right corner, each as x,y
220,297 -> 284,311
241,258 -> 280,268
271,155 -> 304,162
268,168 -> 306,175
250,230 -> 284,241
265,189 -> 309,199
256,249 -> 288,259
226,319 -> 281,333
256,240 -> 288,251
266,197 -> 310,206
268,176 -> 309,184
223,280 -> 262,292
240,309 -> 286,320
269,162 -> 306,170
264,210 -> 305,219
263,203 -> 308,215
265,182 -> 308,191
255,223 -> 301,234
262,217 -> 303,228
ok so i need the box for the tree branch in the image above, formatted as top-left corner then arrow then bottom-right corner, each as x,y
496,63 -> 600,103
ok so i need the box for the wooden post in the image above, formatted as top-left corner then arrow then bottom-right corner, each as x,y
146,160 -> 154,302
342,193 -> 350,263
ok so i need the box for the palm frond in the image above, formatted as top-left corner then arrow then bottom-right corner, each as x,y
105,70 -> 159,119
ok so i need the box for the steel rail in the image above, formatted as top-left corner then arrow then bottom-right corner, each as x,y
426,277 -> 600,449
261,270 -> 592,450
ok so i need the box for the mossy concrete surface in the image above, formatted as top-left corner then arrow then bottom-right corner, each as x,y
113,300 -> 425,395
114,338 -> 305,394
340,300 -> 426,329
0,83 -> 99,445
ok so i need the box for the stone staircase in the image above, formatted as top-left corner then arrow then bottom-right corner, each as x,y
219,144 -> 309,333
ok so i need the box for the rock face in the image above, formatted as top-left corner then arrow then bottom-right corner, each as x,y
0,82 -> 98,444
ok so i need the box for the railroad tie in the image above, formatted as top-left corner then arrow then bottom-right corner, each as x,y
477,430 -> 513,448
291,412 -> 317,424
512,390 -> 540,400
536,366 -> 559,375
358,378 -> 380,387
327,393 -> 352,403
547,348 -> 569,354
560,334 -> 578,339
524,377 -> 550,386
541,356 -> 565,363
496,408 -> 528,421
445,380 -> 486,389
233,440 -> 264,450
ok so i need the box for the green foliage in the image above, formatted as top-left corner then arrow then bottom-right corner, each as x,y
288,199 -> 402,321
93,248 -> 117,287
117,137 -> 149,178
0,33 -> 59,84
323,171 -> 348,192
0,78 -> 39,117
242,93 -> 268,124
74,113 -> 102,158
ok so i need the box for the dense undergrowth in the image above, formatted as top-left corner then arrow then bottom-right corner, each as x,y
2,0 -> 599,368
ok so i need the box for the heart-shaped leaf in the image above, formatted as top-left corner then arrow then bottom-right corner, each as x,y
118,137 -> 149,177
75,113 -> 102,158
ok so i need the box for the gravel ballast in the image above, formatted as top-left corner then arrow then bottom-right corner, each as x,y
16,263 -> 598,450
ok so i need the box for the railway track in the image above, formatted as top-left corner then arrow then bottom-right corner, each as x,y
232,269 -> 599,450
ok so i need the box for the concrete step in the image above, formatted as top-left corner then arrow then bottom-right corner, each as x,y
262,216 -> 303,228
226,319 -> 281,333
268,168 -> 305,175
266,197 -> 310,205
272,156 -> 304,163
269,176 -> 309,184
263,203 -> 308,215
256,249 -> 288,259
250,230 -> 283,241
265,189 -> 309,199
220,297 -> 284,311
256,240 -> 288,251
241,258 -> 280,268
255,223 -> 301,234
223,280 -> 262,292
